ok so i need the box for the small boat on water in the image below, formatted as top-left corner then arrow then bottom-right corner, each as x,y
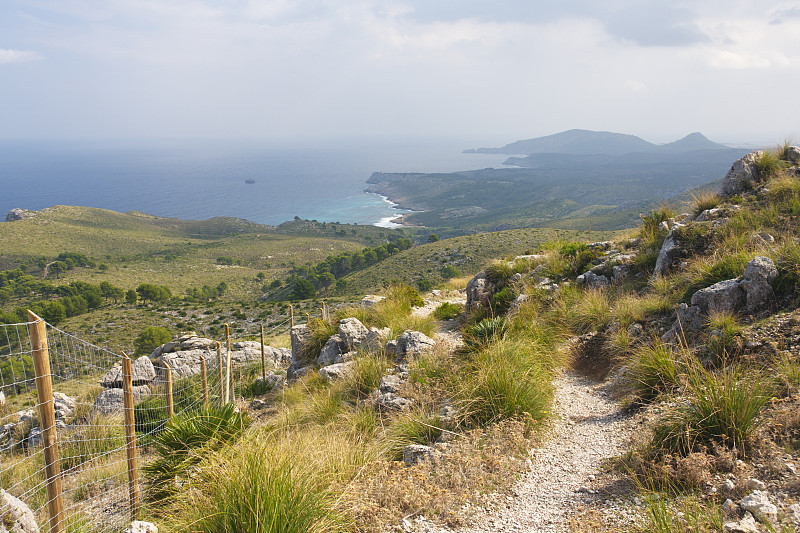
245,178 -> 256,184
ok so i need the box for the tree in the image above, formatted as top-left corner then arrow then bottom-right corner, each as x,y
39,301 -> 66,325
317,272 -> 335,291
98,263 -> 109,272
134,326 -> 172,356
49,261 -> 68,279
427,234 -> 440,243
441,265 -> 461,279
125,289 -> 138,306
291,278 -> 316,300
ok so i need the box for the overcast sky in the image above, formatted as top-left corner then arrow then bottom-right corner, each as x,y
1,0 -> 798,145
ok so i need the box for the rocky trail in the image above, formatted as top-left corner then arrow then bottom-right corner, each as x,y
409,295 -> 640,532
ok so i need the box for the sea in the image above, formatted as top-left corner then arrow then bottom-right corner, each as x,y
0,138 -> 509,227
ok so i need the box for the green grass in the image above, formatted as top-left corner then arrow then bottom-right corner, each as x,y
652,361 -> 769,454
457,338 -> 553,428
628,341 -> 682,401
166,441 -> 352,533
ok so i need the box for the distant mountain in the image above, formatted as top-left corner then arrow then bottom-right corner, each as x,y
656,132 -> 730,152
465,129 -> 730,156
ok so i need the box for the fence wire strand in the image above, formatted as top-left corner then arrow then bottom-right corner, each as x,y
1,316 -> 293,532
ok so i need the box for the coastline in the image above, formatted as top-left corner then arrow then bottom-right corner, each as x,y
369,192 -> 415,228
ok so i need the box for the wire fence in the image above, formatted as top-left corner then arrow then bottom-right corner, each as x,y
0,311 -> 296,533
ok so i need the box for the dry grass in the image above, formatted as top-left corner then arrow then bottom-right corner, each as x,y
341,418 -> 533,529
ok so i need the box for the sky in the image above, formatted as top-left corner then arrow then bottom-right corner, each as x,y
1,0 -> 798,145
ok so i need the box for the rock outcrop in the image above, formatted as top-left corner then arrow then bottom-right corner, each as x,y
720,151 -> 764,197
465,273 -> 496,312
91,386 -> 151,416
98,356 -> 156,388
0,489 -> 39,533
5,208 -> 37,222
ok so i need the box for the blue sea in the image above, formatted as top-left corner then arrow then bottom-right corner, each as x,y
0,138 -> 508,227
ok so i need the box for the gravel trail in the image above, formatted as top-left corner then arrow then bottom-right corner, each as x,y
412,371 -> 636,533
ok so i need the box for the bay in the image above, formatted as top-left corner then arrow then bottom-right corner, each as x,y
0,138 -> 508,226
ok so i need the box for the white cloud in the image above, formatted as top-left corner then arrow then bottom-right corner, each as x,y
0,48 -> 41,64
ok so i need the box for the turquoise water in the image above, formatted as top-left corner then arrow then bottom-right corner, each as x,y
0,138 -> 507,226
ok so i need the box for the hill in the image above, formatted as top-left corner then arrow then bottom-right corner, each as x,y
465,129 -> 731,155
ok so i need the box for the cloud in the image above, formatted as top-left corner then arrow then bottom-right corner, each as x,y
0,48 -> 42,64
770,5 -> 800,24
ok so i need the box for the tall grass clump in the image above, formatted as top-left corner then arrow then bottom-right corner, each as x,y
567,288 -> 612,334
433,301 -> 462,320
457,339 -> 553,427
691,190 -> 721,216
628,341 -> 682,401
60,417 -> 125,472
144,403 -> 250,502
343,354 -> 391,402
302,318 -> 339,363
172,444 -> 351,533
381,408 -> 443,460
652,361 -> 769,455
753,149 -> 783,179
335,283 -> 434,338
484,259 -> 514,285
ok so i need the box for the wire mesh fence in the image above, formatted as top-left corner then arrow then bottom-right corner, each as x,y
1,313 -> 294,533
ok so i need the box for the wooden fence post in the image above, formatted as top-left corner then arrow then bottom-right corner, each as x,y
306,313 -> 310,325
289,305 -> 294,328
163,362 -> 174,417
215,342 -> 224,406
27,310 -> 64,533
260,324 -> 266,382
121,353 -> 139,520
224,324 -> 232,405
201,356 -> 209,407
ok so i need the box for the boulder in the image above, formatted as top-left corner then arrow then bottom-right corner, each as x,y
290,324 -> 313,366
287,365 -> 314,381
465,273 -> 496,312
395,331 -> 436,360
663,304 -> 706,344
379,374 -> 402,394
363,327 -> 391,352
179,335 -> 214,351
740,256 -> 777,313
26,427 -> 43,448
721,151 -> 764,197
52,392 -> 76,422
576,271 -> 609,289
739,491 -> 777,523
653,223 -> 686,278
91,386 -> 151,416
722,512 -> 759,533
360,295 -> 385,307
318,335 -> 346,366
338,318 -> 369,350
318,361 -> 355,382
0,488 -> 39,533
99,356 -> 156,388
403,444 -> 435,466
786,145 -> 800,164
691,279 -> 745,316
5,208 -> 36,223
373,391 -> 414,412
123,522 -> 158,533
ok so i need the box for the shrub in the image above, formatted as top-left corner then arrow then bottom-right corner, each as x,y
433,301 -> 462,320
144,403 -> 250,501
134,326 -> 171,356
464,317 -> 508,349
440,265 -> 461,279
490,286 -> 516,314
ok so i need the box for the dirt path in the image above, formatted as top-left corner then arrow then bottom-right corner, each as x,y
407,294 -> 637,532
410,371 -> 637,533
